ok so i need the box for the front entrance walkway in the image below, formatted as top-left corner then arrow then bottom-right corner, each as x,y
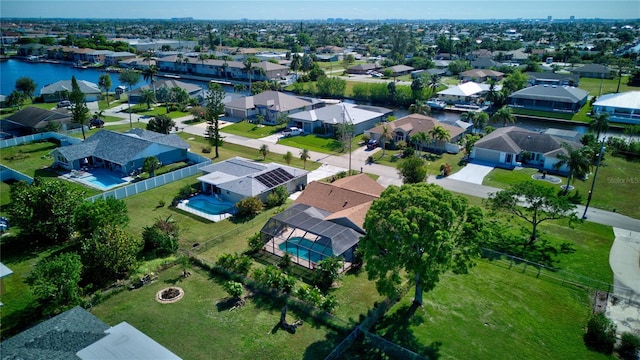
447,163 -> 494,184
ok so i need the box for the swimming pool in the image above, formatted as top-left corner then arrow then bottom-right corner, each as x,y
185,195 -> 236,216
78,172 -> 127,191
279,236 -> 333,263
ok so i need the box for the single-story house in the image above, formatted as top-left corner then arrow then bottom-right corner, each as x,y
437,82 -> 492,105
507,85 -> 589,113
259,173 -> 384,272
40,79 -> 101,103
526,72 -> 580,87
571,63 -> 614,79
366,113 -> 466,154
471,126 -> 582,172
592,91 -> 640,125
53,128 -> 190,175
459,69 -> 504,82
1,107 -> 74,136
470,58 -> 499,69
129,79 -> 205,104
197,156 -> 308,204
346,63 -> 380,75
224,90 -> 313,122
103,51 -> 136,66
0,306 -> 181,360
287,102 -> 392,136
382,64 -> 415,77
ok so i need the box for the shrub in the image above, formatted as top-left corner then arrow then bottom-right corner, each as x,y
223,281 -> 244,299
312,257 -> 343,292
216,253 -> 253,276
201,146 -> 212,153
278,253 -> 292,273
402,147 -> 415,158
618,332 -> 640,360
142,216 -> 179,257
247,232 -> 263,253
584,313 -> 617,354
253,266 -> 295,293
235,197 -> 263,218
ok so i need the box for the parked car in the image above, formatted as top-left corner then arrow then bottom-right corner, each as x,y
57,100 -> 71,108
366,139 -> 379,150
282,127 -> 303,137
89,118 -> 105,129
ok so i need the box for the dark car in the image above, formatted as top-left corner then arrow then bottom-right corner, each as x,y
366,139 -> 379,150
89,118 -> 105,129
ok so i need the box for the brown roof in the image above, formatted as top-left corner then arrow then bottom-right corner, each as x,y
368,113 -> 465,139
330,173 -> 384,197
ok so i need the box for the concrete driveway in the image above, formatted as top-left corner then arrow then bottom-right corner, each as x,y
447,163 -> 494,184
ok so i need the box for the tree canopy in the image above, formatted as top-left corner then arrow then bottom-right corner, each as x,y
397,155 -> 428,184
81,225 -> 142,286
28,252 -> 83,316
362,183 -> 485,306
73,197 -> 129,240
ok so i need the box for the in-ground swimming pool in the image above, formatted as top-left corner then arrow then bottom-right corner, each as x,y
79,172 -> 127,191
279,236 -> 333,263
185,195 -> 236,216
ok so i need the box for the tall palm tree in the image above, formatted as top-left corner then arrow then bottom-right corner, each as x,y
258,144 -> 269,160
243,57 -> 259,95
473,112 -> 490,134
491,106 -> 515,127
428,74 -> 441,96
460,111 -> 477,125
379,125 -> 391,156
410,131 -> 429,156
140,89 -> 157,109
554,143 -> 594,195
589,112 -> 609,141
299,149 -> 310,169
98,73 -> 112,106
408,102 -> 431,116
118,69 -> 141,128
290,53 -> 301,77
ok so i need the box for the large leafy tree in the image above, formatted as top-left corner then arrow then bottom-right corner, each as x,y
73,197 -> 129,240
554,143 -> 594,195
69,76 -> 90,140
81,225 -> 142,286
118,69 -> 141,128
8,178 -> 85,245
15,77 -> 36,101
142,216 -> 180,257
146,114 -> 175,134
98,73 -> 112,105
397,155 -> 428,184
205,82 -> 226,158
362,183 -> 484,306
28,252 -> 83,316
502,69 -> 528,93
487,181 -> 576,245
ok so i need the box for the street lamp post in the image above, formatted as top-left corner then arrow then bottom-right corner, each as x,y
582,139 -> 606,219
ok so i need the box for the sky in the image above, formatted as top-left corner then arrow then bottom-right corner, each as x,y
1,0 -> 638,20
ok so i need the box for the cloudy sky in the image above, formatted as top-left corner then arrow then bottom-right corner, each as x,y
2,0 -> 637,20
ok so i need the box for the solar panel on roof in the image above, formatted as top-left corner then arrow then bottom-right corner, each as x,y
255,168 -> 294,188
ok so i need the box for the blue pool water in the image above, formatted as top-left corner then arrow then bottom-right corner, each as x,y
81,173 -> 126,191
279,237 -> 333,263
186,196 -> 236,215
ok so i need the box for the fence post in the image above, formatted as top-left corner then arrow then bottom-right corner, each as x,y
536,266 -> 541,278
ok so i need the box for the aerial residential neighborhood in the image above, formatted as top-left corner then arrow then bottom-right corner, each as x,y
0,3 -> 640,359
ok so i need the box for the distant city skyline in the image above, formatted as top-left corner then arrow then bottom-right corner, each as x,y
2,0 -> 639,21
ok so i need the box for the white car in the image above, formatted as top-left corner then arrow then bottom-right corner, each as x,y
282,127 -> 303,137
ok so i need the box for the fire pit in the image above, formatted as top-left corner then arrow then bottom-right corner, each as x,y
156,287 -> 184,304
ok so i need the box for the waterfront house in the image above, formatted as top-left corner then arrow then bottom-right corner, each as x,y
52,129 -> 190,175
129,79 -> 205,105
40,79 -> 101,103
507,85 -> 589,113
526,72 -> 580,87
436,82 -> 492,105
224,91 -> 313,122
592,91 -> 640,125
287,102 -> 392,136
571,63 -> 614,79
459,69 -> 504,82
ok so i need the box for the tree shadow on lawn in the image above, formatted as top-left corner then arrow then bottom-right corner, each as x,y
0,301 -> 46,341
302,330 -> 351,360
371,302 -> 442,359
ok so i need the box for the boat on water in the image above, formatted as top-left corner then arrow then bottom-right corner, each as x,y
425,99 -> 447,110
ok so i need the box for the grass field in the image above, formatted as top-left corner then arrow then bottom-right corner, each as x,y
482,154 -> 640,219
220,120 -> 286,139
370,261 -> 613,360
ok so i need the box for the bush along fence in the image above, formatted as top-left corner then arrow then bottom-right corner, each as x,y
481,248 -> 638,305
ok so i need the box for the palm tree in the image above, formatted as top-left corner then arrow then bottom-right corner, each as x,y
379,125 -> 391,156
243,57 -> 259,95
290,54 -> 301,77
299,149 -> 310,169
98,73 -> 112,105
143,64 -> 159,94
222,61 -> 229,79
589,112 -> 609,141
408,102 -> 431,116
140,89 -> 157,109
554,143 -> 594,195
427,74 -> 441,96
283,151 -> 293,165
410,131 -> 429,156
491,106 -> 515,127
460,111 -> 477,125
118,69 -> 141,128
428,125 -> 451,151
258,144 -> 269,160
473,112 -> 489,134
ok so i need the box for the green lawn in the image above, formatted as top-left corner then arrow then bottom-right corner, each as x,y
277,134 -> 346,154
482,154 -> 640,219
579,76 -> 637,97
369,261 -> 613,360
373,149 -> 465,176
221,120 -> 286,139
90,265 -> 343,360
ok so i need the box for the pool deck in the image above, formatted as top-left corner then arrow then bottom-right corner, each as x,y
59,169 -> 134,191
175,199 -> 234,222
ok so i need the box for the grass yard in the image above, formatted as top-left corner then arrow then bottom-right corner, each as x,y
482,154 -> 640,219
578,76 -> 636,97
221,120 -> 286,139
373,149 -> 465,176
370,261 -> 612,360
90,265 -> 343,360
277,134 -> 346,154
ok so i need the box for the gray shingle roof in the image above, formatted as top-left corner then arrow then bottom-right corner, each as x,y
475,126 -> 582,155
41,80 -> 100,95
0,306 -> 109,360
508,85 -> 589,104
4,107 -> 71,129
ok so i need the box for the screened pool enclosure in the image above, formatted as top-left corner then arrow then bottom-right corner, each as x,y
260,204 -> 362,272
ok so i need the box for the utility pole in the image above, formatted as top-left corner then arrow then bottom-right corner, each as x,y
582,138 -> 606,219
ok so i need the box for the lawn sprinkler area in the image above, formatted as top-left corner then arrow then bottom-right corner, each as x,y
65,168 -> 130,191
176,193 -> 237,222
